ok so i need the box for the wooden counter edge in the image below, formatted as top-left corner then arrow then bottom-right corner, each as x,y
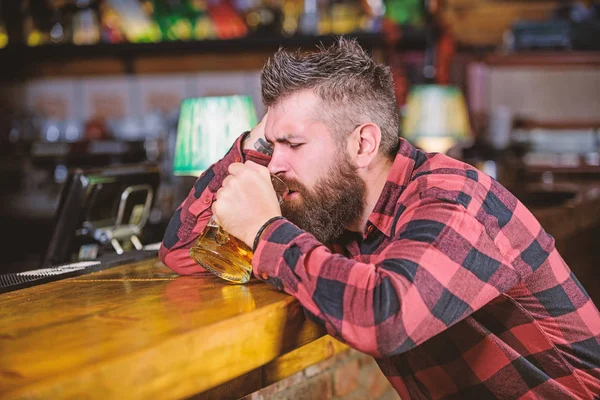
3,292 -> 333,400
197,335 -> 351,400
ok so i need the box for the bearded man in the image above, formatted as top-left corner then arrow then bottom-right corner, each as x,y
159,38 -> 600,399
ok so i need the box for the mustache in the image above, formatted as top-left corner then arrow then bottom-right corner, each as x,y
277,176 -> 306,193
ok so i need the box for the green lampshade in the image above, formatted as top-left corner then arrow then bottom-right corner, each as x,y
402,85 -> 472,153
174,95 -> 258,176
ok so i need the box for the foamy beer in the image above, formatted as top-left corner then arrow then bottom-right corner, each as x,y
190,174 -> 287,283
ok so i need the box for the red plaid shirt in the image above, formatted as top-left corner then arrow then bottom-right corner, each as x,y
160,134 -> 600,399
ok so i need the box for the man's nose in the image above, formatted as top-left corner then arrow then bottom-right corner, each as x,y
267,149 -> 287,176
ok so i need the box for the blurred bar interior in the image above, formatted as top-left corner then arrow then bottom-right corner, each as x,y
0,0 -> 599,303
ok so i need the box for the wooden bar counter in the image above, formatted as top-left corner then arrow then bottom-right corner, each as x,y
0,258 -> 348,399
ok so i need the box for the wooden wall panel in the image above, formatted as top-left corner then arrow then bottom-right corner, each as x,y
443,0 -> 561,46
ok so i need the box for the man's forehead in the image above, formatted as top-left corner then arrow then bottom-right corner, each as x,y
264,91 -> 326,141
265,111 -> 309,143
264,130 -> 303,143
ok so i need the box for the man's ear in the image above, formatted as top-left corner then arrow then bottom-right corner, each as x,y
351,123 -> 381,169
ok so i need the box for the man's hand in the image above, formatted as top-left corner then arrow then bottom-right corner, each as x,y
243,111 -> 272,156
212,161 -> 281,248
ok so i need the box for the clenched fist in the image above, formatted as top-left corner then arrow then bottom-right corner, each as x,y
212,161 -> 282,248
243,111 -> 272,156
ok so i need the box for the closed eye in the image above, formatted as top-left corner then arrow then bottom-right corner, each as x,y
289,143 -> 303,149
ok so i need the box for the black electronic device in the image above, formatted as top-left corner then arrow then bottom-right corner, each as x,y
40,163 -> 161,268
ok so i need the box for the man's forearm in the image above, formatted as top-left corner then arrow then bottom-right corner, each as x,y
160,132 -> 272,273
251,200 -> 519,358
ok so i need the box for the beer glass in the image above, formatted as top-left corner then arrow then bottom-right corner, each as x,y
190,174 -> 287,283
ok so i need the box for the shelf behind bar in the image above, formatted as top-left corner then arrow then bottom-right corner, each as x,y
0,32 -> 383,61
0,32 -> 384,78
514,118 -> 600,130
483,51 -> 600,67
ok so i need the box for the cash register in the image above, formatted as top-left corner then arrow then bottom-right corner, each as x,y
0,163 -> 162,293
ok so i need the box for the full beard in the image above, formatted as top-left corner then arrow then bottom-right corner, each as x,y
280,152 -> 366,244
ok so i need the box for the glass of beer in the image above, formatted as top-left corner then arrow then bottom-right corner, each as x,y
189,174 -> 287,283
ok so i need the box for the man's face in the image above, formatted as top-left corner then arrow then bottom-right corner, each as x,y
265,90 -> 366,243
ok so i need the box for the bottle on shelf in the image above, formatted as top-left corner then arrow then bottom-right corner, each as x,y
72,0 -> 101,45
299,0 -> 319,34
280,0 -> 301,36
24,0 -> 56,46
330,0 -> 362,35
0,2 -> 8,48
188,0 -> 218,40
241,0 -> 284,37
105,0 -> 161,43
98,1 -> 127,43
206,0 -> 248,39
151,0 -> 193,41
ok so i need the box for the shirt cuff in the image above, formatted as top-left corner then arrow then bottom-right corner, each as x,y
207,131 -> 272,193
207,132 -> 246,192
252,219 -> 305,280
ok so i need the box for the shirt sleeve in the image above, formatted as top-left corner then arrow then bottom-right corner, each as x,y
159,132 -> 272,275
251,197 -> 522,358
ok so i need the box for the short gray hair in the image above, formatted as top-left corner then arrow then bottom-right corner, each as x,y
261,37 -> 400,159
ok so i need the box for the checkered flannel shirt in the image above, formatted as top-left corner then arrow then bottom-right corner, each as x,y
160,134 -> 600,399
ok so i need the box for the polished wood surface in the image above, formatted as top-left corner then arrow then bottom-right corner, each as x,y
514,118 -> 600,131
444,0 -> 559,46
198,334 -> 349,400
0,258 -> 347,399
484,52 -> 600,68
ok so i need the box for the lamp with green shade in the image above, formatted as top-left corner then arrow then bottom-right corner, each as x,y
401,85 -> 472,154
173,95 -> 258,177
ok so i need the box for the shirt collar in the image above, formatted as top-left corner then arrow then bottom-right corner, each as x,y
366,138 -> 423,238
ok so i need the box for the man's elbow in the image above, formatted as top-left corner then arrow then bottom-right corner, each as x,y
158,243 -> 171,268
346,321 -> 416,359
159,245 -> 205,276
